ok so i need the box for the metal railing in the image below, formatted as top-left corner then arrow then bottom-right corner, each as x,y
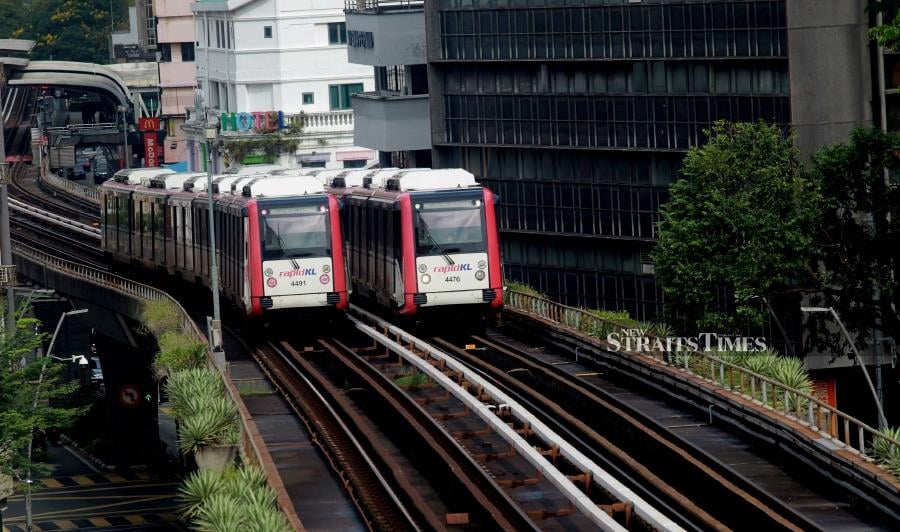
505,289 -> 900,465
39,163 -> 101,204
11,241 -> 301,529
345,0 -> 424,13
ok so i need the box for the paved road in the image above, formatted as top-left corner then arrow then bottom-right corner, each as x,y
3,442 -> 181,531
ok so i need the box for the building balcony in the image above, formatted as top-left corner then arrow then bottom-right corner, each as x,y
351,91 -> 431,152
345,1 -> 425,67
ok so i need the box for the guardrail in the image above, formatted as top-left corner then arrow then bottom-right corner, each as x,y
39,166 -> 101,204
505,290 -> 900,465
11,241 -> 301,529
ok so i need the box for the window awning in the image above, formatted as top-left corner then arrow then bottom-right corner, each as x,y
336,150 -> 375,161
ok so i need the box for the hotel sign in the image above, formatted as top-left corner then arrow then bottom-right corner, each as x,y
220,111 -> 289,133
348,30 -> 374,49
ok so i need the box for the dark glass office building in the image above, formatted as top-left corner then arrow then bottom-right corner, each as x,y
425,0 -> 793,319
424,0 -> 873,319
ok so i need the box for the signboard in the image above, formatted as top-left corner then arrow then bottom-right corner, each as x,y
143,133 -> 159,167
812,377 -> 837,407
118,384 -> 141,409
138,117 -> 160,132
220,111 -> 289,133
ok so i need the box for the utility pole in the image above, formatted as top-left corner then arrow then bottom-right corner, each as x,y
0,62 -> 18,338
196,87 -> 223,364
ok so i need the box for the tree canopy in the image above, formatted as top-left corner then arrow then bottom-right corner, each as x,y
806,127 -> 900,353
0,0 -> 129,64
0,314 -> 84,481
653,121 -> 817,334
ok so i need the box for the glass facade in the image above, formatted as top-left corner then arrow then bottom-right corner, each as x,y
428,0 -> 789,319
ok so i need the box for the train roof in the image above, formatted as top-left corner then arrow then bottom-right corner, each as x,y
113,167 -> 175,185
149,172 -> 207,190
242,176 -> 325,198
225,164 -> 286,175
383,169 -> 478,192
331,168 -> 399,188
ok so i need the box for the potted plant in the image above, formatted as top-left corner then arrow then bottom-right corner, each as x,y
178,397 -> 239,471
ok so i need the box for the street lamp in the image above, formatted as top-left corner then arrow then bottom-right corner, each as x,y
801,306 -> 888,429
24,308 -> 88,532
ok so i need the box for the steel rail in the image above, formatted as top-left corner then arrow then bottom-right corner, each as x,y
350,307 -> 677,531
254,341 -> 423,532
9,197 -> 100,237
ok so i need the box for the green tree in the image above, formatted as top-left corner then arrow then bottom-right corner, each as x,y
653,121 -> 817,333
0,314 -> 84,482
806,127 -> 900,354
0,0 -> 129,64
870,1 -> 900,49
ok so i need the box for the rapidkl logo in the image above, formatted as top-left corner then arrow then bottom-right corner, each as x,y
279,268 -> 316,278
433,264 -> 473,274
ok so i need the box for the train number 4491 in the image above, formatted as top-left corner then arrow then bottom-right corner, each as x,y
291,280 -> 307,287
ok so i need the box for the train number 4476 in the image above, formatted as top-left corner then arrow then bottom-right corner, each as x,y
444,276 -> 461,283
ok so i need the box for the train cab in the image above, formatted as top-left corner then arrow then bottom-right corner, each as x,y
242,177 -> 349,313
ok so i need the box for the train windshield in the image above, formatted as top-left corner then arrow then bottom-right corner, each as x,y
260,204 -> 330,260
415,197 -> 485,255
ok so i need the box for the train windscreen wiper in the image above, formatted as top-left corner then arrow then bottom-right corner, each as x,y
419,216 -> 454,265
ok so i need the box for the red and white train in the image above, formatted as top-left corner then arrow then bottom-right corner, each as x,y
332,168 -> 504,318
100,168 -> 348,316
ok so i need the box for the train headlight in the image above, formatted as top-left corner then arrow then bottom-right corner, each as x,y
323,264 -> 331,273
320,274 -> 330,284
477,260 -> 487,270
420,274 -> 431,285
418,264 -> 427,273
475,270 -> 486,281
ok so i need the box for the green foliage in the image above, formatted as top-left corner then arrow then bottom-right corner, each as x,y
869,2 -> 900,50
0,0 -> 126,63
142,298 -> 184,335
179,466 -> 291,532
806,127 -> 900,357
224,133 -> 300,167
0,312 -> 86,481
178,406 -> 237,454
871,427 -> 900,476
394,372 -> 430,389
154,330 -> 206,374
505,280 -> 543,298
179,469 -> 225,519
653,121 -> 816,334
166,368 -> 237,453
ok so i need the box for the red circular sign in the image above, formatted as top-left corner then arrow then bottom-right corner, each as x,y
118,384 -> 141,409
267,277 -> 278,287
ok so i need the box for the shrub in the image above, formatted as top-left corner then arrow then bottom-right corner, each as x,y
505,280 -> 543,298
178,401 -> 238,454
195,493 -> 245,531
178,469 -> 225,519
872,427 -> 900,476
165,368 -> 224,419
154,330 -> 206,374
743,354 -> 780,377
141,298 -> 184,335
179,466 -> 291,532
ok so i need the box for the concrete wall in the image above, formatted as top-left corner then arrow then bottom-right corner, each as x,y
788,0 -> 873,159
346,10 -> 426,67
352,93 -> 431,151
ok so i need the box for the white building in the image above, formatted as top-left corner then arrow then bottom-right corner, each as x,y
186,0 -> 377,171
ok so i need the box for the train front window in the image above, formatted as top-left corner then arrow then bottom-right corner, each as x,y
260,205 -> 330,260
415,198 -> 485,255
